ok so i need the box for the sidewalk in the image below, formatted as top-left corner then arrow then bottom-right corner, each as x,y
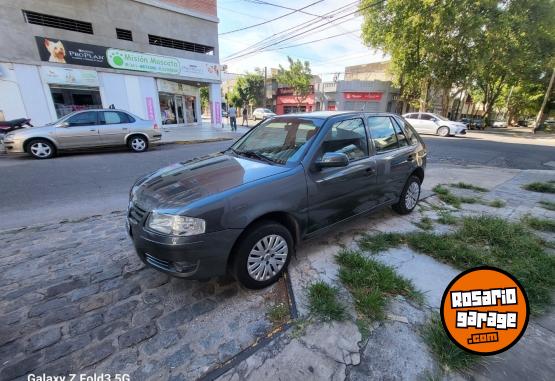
160,122 -> 249,144
217,165 -> 555,381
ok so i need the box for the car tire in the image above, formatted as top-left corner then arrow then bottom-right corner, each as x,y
437,126 -> 450,137
27,139 -> 55,159
392,175 -> 421,215
128,135 -> 148,152
231,221 -> 294,289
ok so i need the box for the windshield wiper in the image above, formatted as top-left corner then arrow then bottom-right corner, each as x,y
233,149 -> 276,164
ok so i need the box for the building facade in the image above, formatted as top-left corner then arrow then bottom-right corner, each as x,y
0,0 -> 222,127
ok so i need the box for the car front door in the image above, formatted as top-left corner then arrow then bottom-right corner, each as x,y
367,116 -> 415,204
55,111 -> 101,149
419,113 -> 439,134
99,111 -> 132,146
305,116 -> 379,233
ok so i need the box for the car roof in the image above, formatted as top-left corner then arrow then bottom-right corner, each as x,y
277,111 -> 399,120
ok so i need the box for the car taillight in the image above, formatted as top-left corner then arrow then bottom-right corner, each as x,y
153,123 -> 159,129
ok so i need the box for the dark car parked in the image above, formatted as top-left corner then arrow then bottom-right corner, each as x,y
127,112 -> 427,289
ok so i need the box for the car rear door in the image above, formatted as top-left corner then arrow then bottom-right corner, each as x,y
99,111 -> 132,146
55,111 -> 101,148
305,116 -> 379,233
419,113 -> 439,134
404,113 -> 422,132
367,116 -> 416,204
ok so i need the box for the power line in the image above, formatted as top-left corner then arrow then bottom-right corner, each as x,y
266,29 -> 360,51
224,0 -> 380,62
240,0 -> 324,17
223,0 -> 361,60
219,0 -> 325,35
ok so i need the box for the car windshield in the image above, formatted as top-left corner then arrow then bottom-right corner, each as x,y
263,109 -> 273,113
44,112 -> 78,126
230,117 -> 322,165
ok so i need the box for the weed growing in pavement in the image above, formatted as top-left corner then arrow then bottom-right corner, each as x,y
267,303 -> 290,325
307,281 -> 346,321
437,211 -> 458,225
450,182 -> 489,192
432,185 -> 462,208
415,216 -> 434,230
358,232 -> 405,253
358,216 -> 555,314
489,199 -> 506,208
336,250 -> 422,320
539,200 -> 555,211
423,313 -> 480,371
523,181 -> 555,194
524,216 -> 555,232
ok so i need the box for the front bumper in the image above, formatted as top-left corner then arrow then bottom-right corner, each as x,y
3,138 -> 25,153
127,206 -> 243,279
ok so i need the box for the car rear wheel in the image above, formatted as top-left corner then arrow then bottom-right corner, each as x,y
231,221 -> 293,289
392,175 -> 421,215
128,135 -> 148,152
27,139 -> 55,159
437,126 -> 450,137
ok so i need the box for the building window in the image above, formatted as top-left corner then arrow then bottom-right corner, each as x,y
22,10 -> 93,34
116,28 -> 133,41
148,34 -> 214,55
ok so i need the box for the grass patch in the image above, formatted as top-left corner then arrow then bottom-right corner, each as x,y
415,216 -> 434,230
307,281 -> 345,321
432,185 -> 461,208
539,200 -> 555,211
523,181 -> 555,194
524,216 -> 555,232
337,250 -> 422,320
458,196 -> 480,204
437,211 -> 458,225
423,314 -> 480,371
358,232 -> 405,253
488,199 -> 506,208
267,303 -> 289,325
450,182 -> 489,192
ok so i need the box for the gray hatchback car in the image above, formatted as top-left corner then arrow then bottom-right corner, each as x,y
3,109 -> 161,159
128,112 -> 427,289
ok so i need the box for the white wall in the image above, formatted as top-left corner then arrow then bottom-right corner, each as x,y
0,63 -> 26,121
10,64 -> 52,126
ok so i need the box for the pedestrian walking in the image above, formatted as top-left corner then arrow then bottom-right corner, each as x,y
228,105 -> 237,131
242,107 -> 248,127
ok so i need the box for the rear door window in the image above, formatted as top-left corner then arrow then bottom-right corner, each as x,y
367,116 -> 399,153
101,111 -> 132,124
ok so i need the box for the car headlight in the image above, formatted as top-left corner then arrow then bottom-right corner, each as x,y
147,211 -> 206,236
3,133 -> 15,142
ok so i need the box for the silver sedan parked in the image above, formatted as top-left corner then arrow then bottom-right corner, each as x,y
3,109 -> 162,159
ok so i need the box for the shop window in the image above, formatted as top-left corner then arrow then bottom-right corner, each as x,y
23,10 -> 93,34
159,94 -> 177,125
50,86 -> 102,118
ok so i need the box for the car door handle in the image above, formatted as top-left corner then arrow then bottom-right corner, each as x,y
89,129 -> 96,132
365,167 -> 375,175
407,155 -> 415,162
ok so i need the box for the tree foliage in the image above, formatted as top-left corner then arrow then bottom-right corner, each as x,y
227,69 -> 265,108
360,0 -> 555,121
276,56 -> 313,107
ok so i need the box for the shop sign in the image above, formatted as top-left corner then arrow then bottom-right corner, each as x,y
157,79 -> 199,96
277,85 -> 314,96
107,49 -> 180,75
343,91 -> 383,101
40,66 -> 99,87
35,36 -> 220,81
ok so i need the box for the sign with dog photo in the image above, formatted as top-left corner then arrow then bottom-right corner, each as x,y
35,37 -> 109,68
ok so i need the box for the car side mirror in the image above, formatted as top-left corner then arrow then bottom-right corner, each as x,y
315,152 -> 349,169
57,122 -> 69,128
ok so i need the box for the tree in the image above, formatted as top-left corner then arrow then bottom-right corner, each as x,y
236,69 -> 265,107
276,57 -> 313,111
200,87 -> 209,114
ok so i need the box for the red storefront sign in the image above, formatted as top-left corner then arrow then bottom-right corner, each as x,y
343,92 -> 383,101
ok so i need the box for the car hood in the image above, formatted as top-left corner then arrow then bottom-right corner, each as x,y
131,153 -> 291,211
9,125 -> 55,136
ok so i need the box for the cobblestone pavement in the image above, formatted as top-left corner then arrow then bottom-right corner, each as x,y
0,212 -> 287,380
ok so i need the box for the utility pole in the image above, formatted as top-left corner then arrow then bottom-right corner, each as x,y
264,66 -> 267,109
534,67 -> 555,133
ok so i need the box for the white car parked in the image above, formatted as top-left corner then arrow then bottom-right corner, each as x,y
402,112 -> 467,137
253,108 -> 276,121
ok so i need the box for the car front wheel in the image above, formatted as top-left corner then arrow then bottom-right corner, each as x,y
232,221 -> 293,289
128,135 -> 148,152
437,126 -> 450,137
28,139 -> 55,159
392,175 -> 421,215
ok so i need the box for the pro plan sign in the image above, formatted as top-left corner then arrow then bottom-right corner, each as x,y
35,37 -> 220,81
343,91 -> 383,101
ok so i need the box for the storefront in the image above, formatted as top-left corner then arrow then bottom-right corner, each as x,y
276,86 -> 315,115
157,79 -> 199,126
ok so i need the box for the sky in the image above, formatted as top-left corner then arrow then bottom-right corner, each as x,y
217,0 -> 388,81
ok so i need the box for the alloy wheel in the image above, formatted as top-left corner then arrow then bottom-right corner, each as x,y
438,126 -> 450,137
131,138 -> 146,151
405,181 -> 420,210
247,234 -> 288,281
30,142 -> 52,158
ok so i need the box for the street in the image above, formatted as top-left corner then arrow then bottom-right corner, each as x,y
1,132 -> 554,230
